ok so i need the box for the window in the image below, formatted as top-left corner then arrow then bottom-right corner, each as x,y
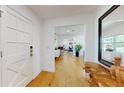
103,35 -> 124,53
103,37 -> 114,51
115,35 -> 124,52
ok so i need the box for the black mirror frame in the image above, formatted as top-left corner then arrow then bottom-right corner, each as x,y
98,5 -> 120,67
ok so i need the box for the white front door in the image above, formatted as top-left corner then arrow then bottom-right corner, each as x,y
1,6 -> 33,87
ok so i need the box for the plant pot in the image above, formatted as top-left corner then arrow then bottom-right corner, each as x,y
76,51 -> 79,57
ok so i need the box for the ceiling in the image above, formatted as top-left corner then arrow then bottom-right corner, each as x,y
55,24 -> 84,36
28,5 -> 99,19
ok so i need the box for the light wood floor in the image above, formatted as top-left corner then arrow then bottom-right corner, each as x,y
27,52 -> 90,87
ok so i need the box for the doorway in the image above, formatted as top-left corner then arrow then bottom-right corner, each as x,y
54,24 -> 85,59
52,24 -> 88,86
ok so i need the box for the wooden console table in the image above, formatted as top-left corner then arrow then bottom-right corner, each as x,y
84,62 -> 124,87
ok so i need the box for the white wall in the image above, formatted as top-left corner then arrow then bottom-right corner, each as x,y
57,35 -> 73,46
42,13 -> 96,72
7,5 -> 43,78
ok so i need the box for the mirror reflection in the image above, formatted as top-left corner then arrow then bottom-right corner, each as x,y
102,6 -> 124,65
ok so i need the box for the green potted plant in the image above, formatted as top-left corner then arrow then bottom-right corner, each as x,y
75,44 -> 82,57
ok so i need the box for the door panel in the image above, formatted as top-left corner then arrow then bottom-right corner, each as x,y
7,28 -> 17,42
1,6 -> 33,87
6,12 -> 17,29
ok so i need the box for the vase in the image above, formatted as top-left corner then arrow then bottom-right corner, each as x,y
76,51 -> 79,57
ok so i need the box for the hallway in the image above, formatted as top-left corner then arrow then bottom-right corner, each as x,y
27,52 -> 89,87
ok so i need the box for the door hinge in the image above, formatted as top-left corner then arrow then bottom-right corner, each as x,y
0,51 -> 3,58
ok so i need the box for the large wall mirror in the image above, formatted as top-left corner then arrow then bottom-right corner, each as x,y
98,5 -> 124,67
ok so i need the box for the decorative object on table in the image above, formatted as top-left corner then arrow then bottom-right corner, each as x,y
114,57 -> 121,66
75,43 -> 82,57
